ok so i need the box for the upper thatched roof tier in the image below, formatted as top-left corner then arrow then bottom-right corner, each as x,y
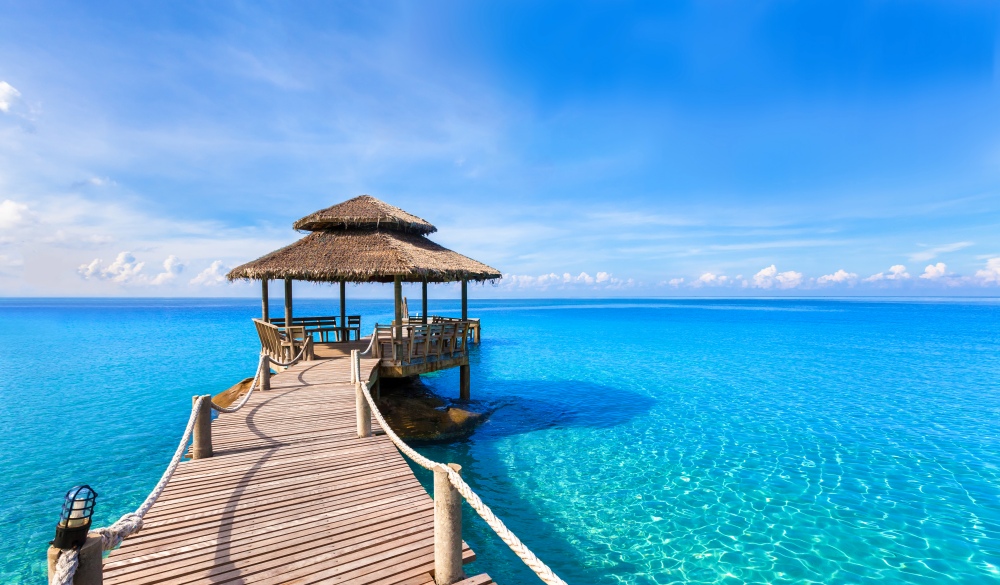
293,195 -> 437,234
226,228 -> 501,284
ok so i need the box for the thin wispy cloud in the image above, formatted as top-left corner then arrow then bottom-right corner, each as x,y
909,242 -> 973,262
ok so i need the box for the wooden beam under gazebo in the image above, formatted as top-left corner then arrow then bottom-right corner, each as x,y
228,195 -> 501,400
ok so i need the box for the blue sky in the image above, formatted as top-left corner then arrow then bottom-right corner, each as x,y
1,1 -> 999,297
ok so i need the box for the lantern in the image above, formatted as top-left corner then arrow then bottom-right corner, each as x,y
52,485 -> 98,549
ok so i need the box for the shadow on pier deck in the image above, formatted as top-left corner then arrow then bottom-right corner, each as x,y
103,354 -> 490,585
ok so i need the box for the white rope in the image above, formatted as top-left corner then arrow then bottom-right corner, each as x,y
210,354 -> 266,414
357,379 -> 567,585
49,548 -> 79,585
359,326 -> 378,357
266,338 -> 311,368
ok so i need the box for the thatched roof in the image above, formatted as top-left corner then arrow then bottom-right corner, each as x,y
227,228 -> 501,283
293,195 -> 437,234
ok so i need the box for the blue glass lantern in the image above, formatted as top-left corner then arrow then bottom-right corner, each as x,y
52,485 -> 98,549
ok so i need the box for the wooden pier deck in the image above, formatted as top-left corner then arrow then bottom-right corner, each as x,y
102,353 -> 487,585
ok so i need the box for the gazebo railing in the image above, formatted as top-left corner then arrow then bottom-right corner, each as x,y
371,321 -> 477,366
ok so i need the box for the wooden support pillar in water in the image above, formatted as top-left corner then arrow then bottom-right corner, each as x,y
434,463 -> 465,585
422,280 -> 428,325
284,278 -> 293,325
340,280 -> 347,342
261,279 -> 269,322
48,535 -> 102,585
192,395 -> 213,459
460,364 -> 470,402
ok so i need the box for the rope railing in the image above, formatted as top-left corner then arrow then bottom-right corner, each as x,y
51,338 -> 315,584
355,370 -> 568,585
50,394 -> 207,585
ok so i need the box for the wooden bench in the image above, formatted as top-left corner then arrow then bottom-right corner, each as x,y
271,315 -> 360,342
253,318 -> 313,362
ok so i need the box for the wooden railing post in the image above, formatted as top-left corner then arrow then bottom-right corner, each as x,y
191,395 -> 213,459
48,534 -> 103,585
356,381 -> 372,438
260,356 -> 271,391
434,463 -> 464,585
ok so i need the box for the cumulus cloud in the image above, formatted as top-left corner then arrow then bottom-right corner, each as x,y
499,270 -> 633,290
920,262 -> 947,280
864,265 -> 910,282
975,258 -> 1000,285
816,269 -> 858,286
693,272 -> 730,287
751,265 -> 802,289
0,81 -> 21,113
0,200 -> 34,229
667,277 -> 684,288
78,251 -> 146,283
190,260 -> 229,286
151,255 -> 184,285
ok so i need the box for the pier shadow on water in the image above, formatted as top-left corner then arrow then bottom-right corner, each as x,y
414,378 -> 656,584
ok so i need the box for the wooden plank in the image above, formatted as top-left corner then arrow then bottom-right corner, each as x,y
104,354 -> 480,585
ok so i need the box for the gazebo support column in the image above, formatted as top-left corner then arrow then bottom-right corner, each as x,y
284,278 -> 293,325
422,280 -> 428,325
261,280 -> 270,322
459,279 -> 470,401
394,276 -> 403,358
340,281 -> 347,342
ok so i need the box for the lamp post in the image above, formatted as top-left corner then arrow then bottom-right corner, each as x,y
48,485 -> 104,585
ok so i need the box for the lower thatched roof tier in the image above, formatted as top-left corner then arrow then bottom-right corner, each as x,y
226,228 -> 501,284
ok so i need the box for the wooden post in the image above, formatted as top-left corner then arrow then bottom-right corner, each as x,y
356,382 -> 372,438
394,276 -> 403,359
339,280 -> 347,342
284,278 -> 293,326
461,279 -> 468,321
434,463 -> 464,585
48,534 -> 102,585
260,357 -> 271,391
460,364 -> 470,402
422,280 -> 428,325
261,280 -> 269,322
192,395 -> 212,459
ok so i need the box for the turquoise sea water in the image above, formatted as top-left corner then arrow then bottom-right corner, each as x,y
2,298 -> 999,584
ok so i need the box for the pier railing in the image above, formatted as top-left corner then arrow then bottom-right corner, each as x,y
370,321 -> 477,366
48,340 -> 566,585
47,344 -> 313,585
350,349 -> 568,585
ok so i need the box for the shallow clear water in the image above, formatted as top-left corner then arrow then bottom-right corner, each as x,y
2,298 -> 999,584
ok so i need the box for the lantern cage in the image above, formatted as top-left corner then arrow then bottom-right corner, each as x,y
52,485 -> 98,549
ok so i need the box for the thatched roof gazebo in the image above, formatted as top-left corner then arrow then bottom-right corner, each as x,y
228,195 -> 500,397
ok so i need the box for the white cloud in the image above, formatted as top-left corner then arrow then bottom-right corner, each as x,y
151,255 -> 184,285
909,242 -> 973,262
920,262 -> 947,280
0,200 -> 33,229
667,277 -> 684,288
596,271 -> 611,284
751,265 -> 802,289
190,260 -> 229,286
693,272 -> 730,287
0,81 -> 21,113
78,251 -> 146,283
975,258 -> 1000,285
816,269 -> 858,286
864,264 -> 910,282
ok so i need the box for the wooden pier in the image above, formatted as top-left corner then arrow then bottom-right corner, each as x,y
101,352 -> 490,585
